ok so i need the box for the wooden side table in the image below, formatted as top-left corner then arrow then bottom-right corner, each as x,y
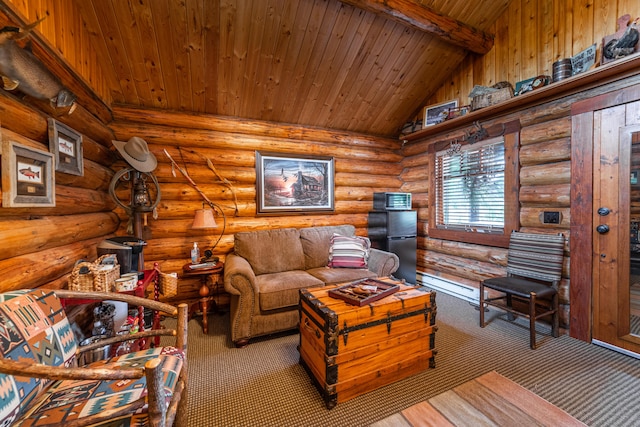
181,262 -> 224,334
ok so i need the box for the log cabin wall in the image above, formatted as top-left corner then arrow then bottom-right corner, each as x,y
403,100 -> 576,325
0,91 -> 118,293
403,68 -> 640,329
0,1 -> 404,303
0,4 -> 119,296
403,0 -> 640,330
109,107 -> 403,302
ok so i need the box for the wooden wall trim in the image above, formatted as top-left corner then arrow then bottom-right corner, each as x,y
569,111 -> 594,342
572,83 -> 640,116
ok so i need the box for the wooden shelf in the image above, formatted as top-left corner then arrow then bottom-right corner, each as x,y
402,53 -> 640,143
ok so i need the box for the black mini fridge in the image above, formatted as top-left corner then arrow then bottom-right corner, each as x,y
368,210 -> 417,284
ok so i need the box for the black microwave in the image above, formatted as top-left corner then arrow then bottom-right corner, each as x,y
373,192 -> 412,211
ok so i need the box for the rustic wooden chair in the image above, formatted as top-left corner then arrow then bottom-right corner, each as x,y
479,231 -> 565,349
0,289 -> 188,426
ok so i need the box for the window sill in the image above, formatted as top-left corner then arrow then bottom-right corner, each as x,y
429,228 -> 510,248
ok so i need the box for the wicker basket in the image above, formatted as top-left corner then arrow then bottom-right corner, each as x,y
471,85 -> 514,111
69,254 -> 120,292
158,271 -> 178,298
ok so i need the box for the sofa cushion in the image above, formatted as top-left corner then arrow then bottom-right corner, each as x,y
328,234 -> 371,269
17,346 -> 185,426
0,289 -> 77,426
234,228 -> 305,275
307,266 -> 377,285
257,271 -> 324,311
299,225 -> 356,269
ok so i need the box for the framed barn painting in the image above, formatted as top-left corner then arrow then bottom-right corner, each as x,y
48,118 -> 84,176
255,151 -> 335,214
2,140 -> 56,207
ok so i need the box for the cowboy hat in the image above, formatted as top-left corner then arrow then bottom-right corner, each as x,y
112,136 -> 157,172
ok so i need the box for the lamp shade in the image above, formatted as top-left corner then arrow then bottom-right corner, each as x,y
192,207 -> 217,229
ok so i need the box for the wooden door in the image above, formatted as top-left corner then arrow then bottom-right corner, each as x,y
571,87 -> 640,356
592,113 -> 640,354
571,93 -> 640,354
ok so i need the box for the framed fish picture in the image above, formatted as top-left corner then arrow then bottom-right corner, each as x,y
2,139 -> 55,207
48,118 -> 83,176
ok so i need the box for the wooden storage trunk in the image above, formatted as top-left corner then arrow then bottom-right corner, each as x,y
298,280 -> 437,409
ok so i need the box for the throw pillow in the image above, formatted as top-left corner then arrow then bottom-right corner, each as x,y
328,234 -> 370,269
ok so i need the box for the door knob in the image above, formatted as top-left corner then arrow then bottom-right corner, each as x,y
596,224 -> 610,234
597,207 -> 610,216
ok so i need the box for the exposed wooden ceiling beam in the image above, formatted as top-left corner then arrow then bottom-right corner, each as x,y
339,0 -> 494,54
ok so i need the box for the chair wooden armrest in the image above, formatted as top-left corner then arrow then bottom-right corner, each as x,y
55,289 -> 179,315
0,357 -> 144,381
56,289 -> 189,353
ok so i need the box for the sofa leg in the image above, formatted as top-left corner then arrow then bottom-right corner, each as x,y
234,339 -> 249,348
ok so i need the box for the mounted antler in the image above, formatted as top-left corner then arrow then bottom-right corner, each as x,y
464,121 -> 489,145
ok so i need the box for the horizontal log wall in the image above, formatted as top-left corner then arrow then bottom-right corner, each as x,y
0,89 -> 119,292
403,0 -> 640,332
403,73 -> 640,328
110,107 -> 403,301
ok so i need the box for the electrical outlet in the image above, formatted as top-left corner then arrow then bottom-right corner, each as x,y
543,211 -> 560,224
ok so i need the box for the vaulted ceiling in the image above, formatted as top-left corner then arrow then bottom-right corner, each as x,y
6,0 -> 512,138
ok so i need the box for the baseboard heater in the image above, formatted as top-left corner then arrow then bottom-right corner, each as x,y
416,271 -> 479,304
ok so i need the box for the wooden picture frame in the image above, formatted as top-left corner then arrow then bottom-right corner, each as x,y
2,140 -> 55,207
255,151 -> 334,214
424,100 -> 458,127
48,118 -> 83,176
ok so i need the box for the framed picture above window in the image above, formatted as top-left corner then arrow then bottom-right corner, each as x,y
428,121 -> 521,248
255,151 -> 335,214
48,118 -> 84,176
2,140 -> 56,207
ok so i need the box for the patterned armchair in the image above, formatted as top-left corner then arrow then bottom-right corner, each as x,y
0,288 -> 188,426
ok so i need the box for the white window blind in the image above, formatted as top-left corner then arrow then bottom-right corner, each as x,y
434,136 -> 505,233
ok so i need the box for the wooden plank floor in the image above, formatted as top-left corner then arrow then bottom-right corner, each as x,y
374,371 -> 586,427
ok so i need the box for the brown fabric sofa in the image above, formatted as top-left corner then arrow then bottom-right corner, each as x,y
223,225 -> 400,347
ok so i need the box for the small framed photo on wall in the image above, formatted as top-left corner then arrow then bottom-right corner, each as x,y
2,140 -> 56,207
48,118 -> 84,176
424,100 -> 458,128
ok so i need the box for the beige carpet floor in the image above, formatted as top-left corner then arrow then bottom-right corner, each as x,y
173,291 -> 640,427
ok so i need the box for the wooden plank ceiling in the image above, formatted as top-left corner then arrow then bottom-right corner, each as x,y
72,0 -> 509,138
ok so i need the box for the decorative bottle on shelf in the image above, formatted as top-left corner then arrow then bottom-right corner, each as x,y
191,242 -> 200,264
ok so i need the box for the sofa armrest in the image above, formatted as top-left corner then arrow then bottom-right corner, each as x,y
368,248 -> 400,277
223,254 -> 260,346
223,253 -> 258,296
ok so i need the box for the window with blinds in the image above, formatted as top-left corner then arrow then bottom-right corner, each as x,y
434,136 -> 505,233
